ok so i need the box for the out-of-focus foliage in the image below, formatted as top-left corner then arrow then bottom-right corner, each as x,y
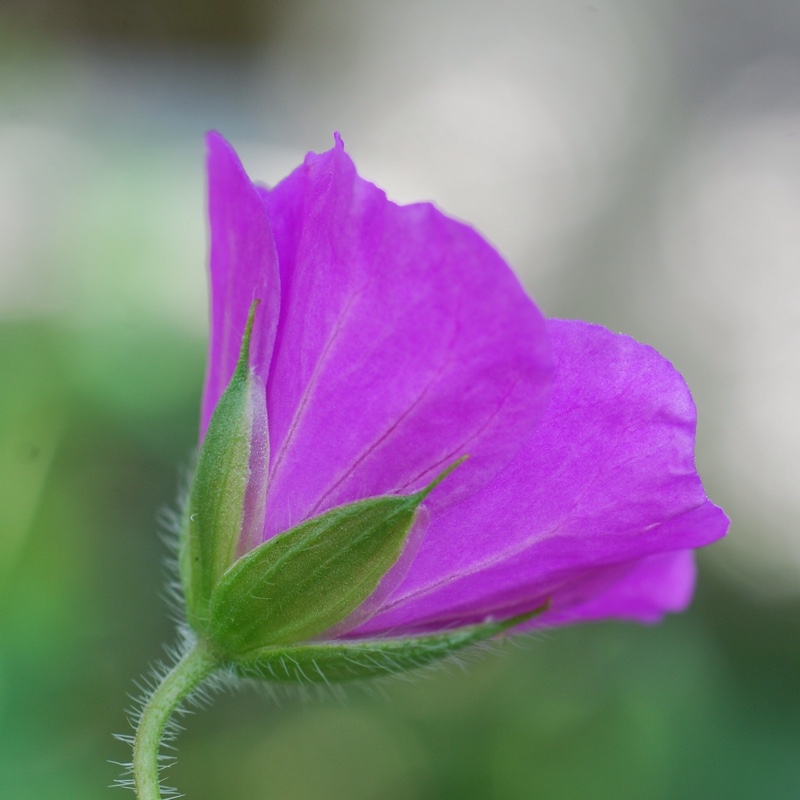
1,2 -> 799,798
2,0 -> 283,47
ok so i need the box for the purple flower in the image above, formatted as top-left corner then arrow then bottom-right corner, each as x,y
128,136 -> 729,798
194,132 -> 727,664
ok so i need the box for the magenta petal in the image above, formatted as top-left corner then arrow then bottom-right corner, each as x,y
201,132 -> 281,437
200,134 -> 726,645
257,137 -> 552,538
349,320 -> 729,636
533,550 -> 698,627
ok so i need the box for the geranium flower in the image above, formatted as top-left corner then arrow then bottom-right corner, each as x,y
180,132 -> 728,679
128,133 -> 727,799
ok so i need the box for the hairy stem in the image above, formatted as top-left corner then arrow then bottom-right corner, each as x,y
132,641 -> 218,800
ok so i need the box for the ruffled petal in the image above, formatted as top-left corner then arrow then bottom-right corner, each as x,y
349,320 -> 729,636
258,136 -> 552,538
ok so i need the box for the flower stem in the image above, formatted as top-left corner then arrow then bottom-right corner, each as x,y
133,640 -> 218,800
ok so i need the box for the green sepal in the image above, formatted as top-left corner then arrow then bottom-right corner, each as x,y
180,300 -> 264,634
232,606 -> 547,684
207,459 -> 465,657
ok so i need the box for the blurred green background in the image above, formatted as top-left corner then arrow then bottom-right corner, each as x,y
2,1 -> 799,798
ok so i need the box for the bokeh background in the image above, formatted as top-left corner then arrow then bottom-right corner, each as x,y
2,1 -> 799,798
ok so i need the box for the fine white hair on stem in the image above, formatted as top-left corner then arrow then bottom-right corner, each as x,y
112,634 -> 222,797
157,456 -> 196,628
